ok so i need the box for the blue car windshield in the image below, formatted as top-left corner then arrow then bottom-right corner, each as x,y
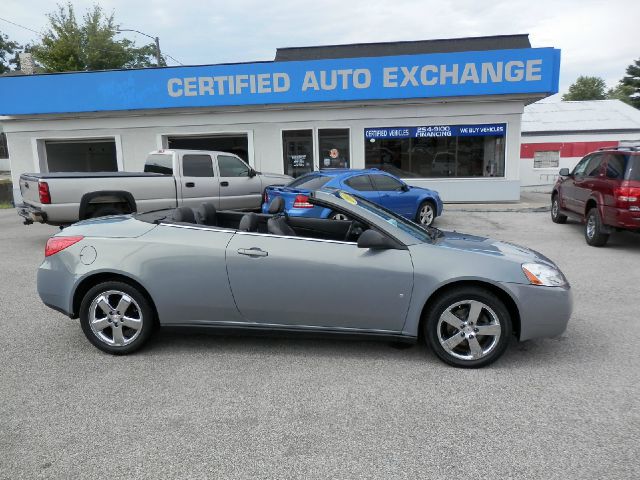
336,191 -> 433,243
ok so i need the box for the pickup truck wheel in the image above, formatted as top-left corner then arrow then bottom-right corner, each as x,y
551,195 -> 567,224
91,206 -> 123,218
585,208 -> 609,247
424,287 -> 511,368
79,281 -> 156,355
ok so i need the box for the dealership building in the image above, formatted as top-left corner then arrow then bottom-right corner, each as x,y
0,35 -> 560,204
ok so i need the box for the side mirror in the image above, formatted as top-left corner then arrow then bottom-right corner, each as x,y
559,168 -> 570,177
401,184 -> 410,192
248,168 -> 257,178
357,229 -> 397,250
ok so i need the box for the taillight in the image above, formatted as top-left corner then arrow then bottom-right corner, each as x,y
38,181 -> 51,204
614,185 -> 640,206
45,236 -> 84,257
293,194 -> 313,208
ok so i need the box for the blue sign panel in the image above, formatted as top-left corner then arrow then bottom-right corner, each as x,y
365,123 -> 506,139
0,48 -> 560,115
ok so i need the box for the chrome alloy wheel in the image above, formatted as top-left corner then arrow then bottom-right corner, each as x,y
586,215 -> 596,239
88,290 -> 143,347
418,203 -> 435,226
552,199 -> 559,218
437,300 -> 502,361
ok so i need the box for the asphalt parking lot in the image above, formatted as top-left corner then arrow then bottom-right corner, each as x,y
1,207 -> 638,480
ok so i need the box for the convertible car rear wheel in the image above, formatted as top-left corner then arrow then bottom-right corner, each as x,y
79,281 -> 155,355
424,287 -> 512,368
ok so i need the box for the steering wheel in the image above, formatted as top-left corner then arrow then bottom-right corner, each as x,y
345,221 -> 364,242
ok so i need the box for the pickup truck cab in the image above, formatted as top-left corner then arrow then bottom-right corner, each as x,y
551,147 -> 640,246
18,149 -> 292,226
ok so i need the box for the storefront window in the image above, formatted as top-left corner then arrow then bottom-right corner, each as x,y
365,124 -> 505,178
319,128 -> 350,169
282,130 -> 314,178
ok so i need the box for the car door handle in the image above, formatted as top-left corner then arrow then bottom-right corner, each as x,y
185,182 -> 195,188
221,181 -> 229,187
237,248 -> 268,257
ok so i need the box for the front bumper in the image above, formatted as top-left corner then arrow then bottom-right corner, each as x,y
17,203 -> 47,225
501,282 -> 573,341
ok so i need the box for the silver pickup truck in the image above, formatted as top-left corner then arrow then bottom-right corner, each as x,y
18,149 -> 292,226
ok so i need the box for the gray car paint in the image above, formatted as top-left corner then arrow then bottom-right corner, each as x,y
38,190 -> 572,342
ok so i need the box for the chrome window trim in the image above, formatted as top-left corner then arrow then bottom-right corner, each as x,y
159,222 -> 357,245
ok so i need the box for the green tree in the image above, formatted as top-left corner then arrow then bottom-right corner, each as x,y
620,58 -> 640,109
562,76 -> 607,101
607,83 -> 635,106
0,30 -> 21,73
31,2 -> 162,72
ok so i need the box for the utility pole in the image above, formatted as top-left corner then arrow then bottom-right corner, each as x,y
117,28 -> 163,66
154,36 -> 162,67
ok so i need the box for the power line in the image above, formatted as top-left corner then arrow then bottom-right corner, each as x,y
0,16 -> 42,36
164,53 -> 184,66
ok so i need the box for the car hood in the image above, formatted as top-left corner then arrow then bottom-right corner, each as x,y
260,172 -> 293,183
433,230 -> 556,266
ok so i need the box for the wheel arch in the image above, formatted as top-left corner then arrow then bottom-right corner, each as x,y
584,197 -> 599,216
79,191 -> 137,220
71,271 -> 159,324
417,280 -> 521,340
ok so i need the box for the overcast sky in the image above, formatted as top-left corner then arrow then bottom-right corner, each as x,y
2,0 -> 638,98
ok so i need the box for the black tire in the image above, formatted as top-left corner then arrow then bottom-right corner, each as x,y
584,208 -> 609,247
551,195 -> 567,224
415,201 -> 436,226
424,287 -> 512,368
79,281 -> 156,355
91,206 -> 123,218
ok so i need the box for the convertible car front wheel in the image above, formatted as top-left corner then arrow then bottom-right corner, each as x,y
424,287 -> 512,368
79,281 -> 156,355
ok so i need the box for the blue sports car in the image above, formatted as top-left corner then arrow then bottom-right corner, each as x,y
262,169 -> 443,226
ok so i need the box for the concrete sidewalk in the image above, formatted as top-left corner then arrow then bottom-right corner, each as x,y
444,191 -> 551,213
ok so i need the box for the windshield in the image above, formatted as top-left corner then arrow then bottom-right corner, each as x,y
288,174 -> 332,190
334,191 -> 434,243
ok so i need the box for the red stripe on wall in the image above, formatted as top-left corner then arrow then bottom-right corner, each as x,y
520,141 -> 619,159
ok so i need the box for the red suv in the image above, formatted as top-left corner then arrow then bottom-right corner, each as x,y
551,147 -> 640,246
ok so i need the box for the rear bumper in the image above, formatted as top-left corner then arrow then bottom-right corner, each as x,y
500,282 -> 573,341
37,257 -> 77,317
603,206 -> 640,230
17,203 -> 47,224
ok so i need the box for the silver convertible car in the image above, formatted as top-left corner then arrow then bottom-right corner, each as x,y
38,190 -> 572,368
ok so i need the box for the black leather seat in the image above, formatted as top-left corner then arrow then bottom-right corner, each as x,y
200,202 -> 217,226
267,197 -> 296,236
238,212 -> 259,232
173,206 -> 196,223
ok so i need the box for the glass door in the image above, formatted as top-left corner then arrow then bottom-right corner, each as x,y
282,130 -> 314,178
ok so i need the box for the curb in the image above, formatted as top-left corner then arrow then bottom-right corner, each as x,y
444,206 -> 550,213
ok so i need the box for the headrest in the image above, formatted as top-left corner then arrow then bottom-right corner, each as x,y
238,212 -> 259,232
200,202 -> 217,226
173,206 -> 196,223
268,196 -> 285,214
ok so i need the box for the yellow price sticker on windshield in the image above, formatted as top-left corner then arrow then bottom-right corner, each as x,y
339,192 -> 358,205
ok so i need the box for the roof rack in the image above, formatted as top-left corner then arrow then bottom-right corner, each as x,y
598,145 -> 640,152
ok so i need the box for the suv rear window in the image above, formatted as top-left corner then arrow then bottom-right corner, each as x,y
288,174 -> 332,190
627,155 -> 640,181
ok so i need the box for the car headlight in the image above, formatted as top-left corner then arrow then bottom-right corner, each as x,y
521,263 -> 567,287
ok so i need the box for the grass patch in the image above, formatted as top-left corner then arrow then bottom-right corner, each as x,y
0,202 -> 13,209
